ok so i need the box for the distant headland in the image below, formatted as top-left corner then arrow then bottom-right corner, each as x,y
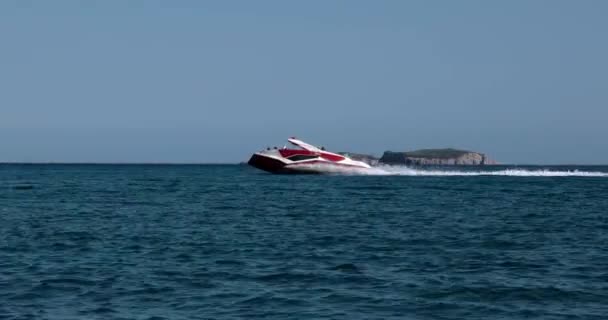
341,148 -> 497,166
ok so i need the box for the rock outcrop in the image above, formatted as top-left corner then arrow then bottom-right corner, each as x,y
380,148 -> 496,166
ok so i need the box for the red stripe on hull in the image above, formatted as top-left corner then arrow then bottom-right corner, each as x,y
278,149 -> 317,158
319,152 -> 345,162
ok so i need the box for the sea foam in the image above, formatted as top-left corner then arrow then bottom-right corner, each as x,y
359,165 -> 608,177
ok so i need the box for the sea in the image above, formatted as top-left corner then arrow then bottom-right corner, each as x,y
1,164 -> 608,320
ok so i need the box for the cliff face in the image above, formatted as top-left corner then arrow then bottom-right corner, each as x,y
380,149 -> 497,166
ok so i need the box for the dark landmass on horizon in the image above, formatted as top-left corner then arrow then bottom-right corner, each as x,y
340,148 -> 497,166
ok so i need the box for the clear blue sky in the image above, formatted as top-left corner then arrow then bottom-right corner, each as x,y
1,1 -> 607,164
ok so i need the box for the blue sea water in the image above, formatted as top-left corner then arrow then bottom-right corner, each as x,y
1,164 -> 608,320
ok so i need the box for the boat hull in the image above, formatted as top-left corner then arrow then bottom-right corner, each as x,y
248,153 -> 372,175
248,138 -> 373,175
247,154 -> 315,174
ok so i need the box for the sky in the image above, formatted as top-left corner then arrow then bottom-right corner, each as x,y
1,1 -> 607,164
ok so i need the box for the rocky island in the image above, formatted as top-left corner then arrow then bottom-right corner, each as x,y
341,148 -> 497,166
379,148 -> 497,166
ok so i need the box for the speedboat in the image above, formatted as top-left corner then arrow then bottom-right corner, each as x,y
248,137 -> 373,174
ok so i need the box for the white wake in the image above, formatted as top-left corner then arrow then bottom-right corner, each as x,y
284,162 -> 608,177
358,165 -> 608,177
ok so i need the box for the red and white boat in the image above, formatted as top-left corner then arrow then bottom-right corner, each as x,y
248,137 -> 373,174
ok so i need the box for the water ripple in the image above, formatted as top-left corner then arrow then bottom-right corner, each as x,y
0,164 -> 607,319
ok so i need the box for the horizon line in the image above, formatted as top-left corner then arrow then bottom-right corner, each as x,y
1,162 -> 608,166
